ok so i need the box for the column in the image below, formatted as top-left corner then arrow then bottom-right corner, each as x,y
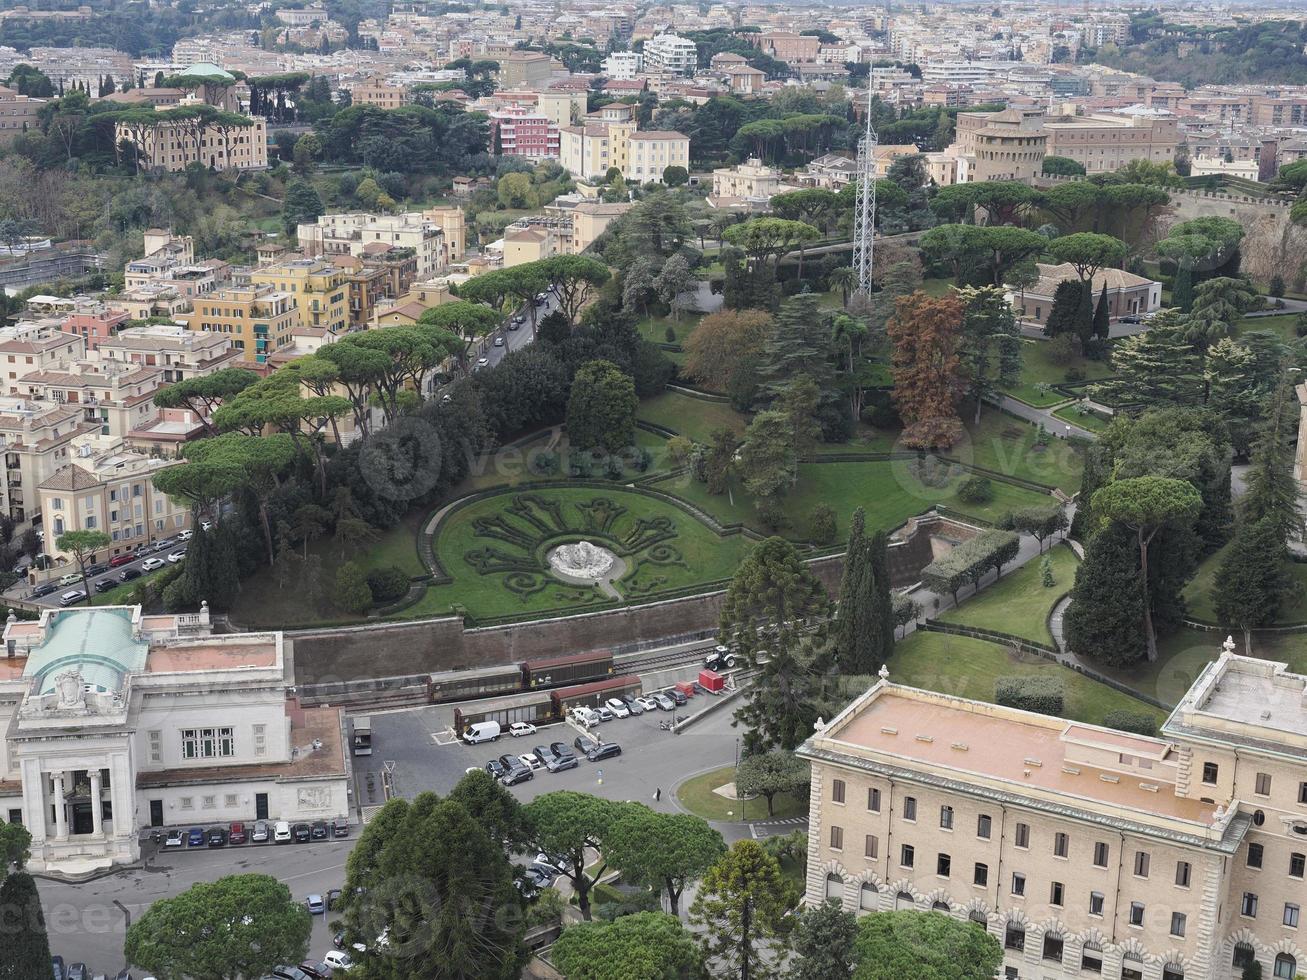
89,770 -> 103,837
19,758 -> 47,844
52,771 -> 67,840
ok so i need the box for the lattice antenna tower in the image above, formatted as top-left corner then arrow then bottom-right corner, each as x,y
852,87 -> 879,296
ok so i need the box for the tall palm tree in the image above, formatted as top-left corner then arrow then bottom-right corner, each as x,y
829,266 -> 858,308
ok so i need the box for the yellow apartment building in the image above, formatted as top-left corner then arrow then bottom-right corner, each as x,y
183,283 -> 299,366
250,259 -> 349,337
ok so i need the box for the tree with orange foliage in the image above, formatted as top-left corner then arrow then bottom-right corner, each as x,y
886,291 -> 965,449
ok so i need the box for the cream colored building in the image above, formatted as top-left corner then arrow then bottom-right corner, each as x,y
800,644 -> 1307,980
535,91 -> 586,129
711,157 -> 782,203
296,211 -> 449,279
351,75 -> 404,109
114,108 -> 268,172
500,199 -> 632,268
39,435 -> 191,560
498,50 -> 553,88
0,605 -> 348,875
0,85 -> 45,145
96,324 -> 243,384
0,399 -> 93,524
250,259 -> 349,336
1042,109 -> 1180,176
626,131 -> 691,183
954,107 -> 1048,182
183,283 -> 300,366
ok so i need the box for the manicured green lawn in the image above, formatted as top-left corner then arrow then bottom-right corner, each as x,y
676,765 -> 808,821
636,390 -> 750,442
1002,339 -> 1113,408
1234,313 -> 1301,343
940,543 -> 1078,645
886,631 -> 1166,727
650,458 -> 1054,543
422,485 -> 756,619
1052,402 -> 1110,433
963,408 -> 1084,494
920,277 -> 953,298
1183,544 -> 1307,624
636,312 -> 701,345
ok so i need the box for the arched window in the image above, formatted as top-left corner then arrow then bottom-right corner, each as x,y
969,909 -> 987,927
932,900 -> 950,912
1274,953 -> 1297,980
1122,951 -> 1144,980
825,872 -> 843,901
1233,943 -> 1257,969
1163,964 -> 1185,980
895,890 -> 914,910
1004,923 -> 1025,952
1042,933 -> 1064,963
1081,942 -> 1103,973
859,882 -> 878,911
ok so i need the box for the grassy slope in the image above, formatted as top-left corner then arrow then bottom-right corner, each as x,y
1183,543 -> 1307,624
1002,338 -> 1114,408
939,543 -> 1079,645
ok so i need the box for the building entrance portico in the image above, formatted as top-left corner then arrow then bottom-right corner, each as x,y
19,745 -> 139,874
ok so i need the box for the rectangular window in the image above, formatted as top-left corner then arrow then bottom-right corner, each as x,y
1011,872 -> 1025,896
1300,782 -> 1307,805
1248,842 -> 1264,869
1014,822 -> 1029,848
1176,861 -> 1191,888
224,794 -> 238,808
180,727 -> 234,760
1050,881 -> 1064,906
180,796 -> 193,810
1202,761 -> 1219,784
977,814 -> 991,839
1133,851 -> 1150,878
202,795 -> 216,810
867,787 -> 880,812
1093,841 -> 1109,867
1286,903 -> 1300,928
864,835 -> 878,859
1129,902 -> 1145,926
901,844 -> 914,868
1089,891 -> 1104,916
940,806 -> 954,830
1291,853 -> 1305,879
1054,832 -> 1069,858
830,826 -> 843,850
937,853 -> 951,877
1242,892 -> 1259,918
832,779 -> 845,804
148,730 -> 161,764
1171,912 -> 1186,937
974,862 -> 988,886
1256,772 -> 1273,796
903,797 -> 917,821
253,724 -> 266,757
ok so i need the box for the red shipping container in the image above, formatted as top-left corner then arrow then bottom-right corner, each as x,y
699,670 -> 724,692
675,680 -> 695,697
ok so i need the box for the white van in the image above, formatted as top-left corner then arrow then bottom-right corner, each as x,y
462,721 -> 502,744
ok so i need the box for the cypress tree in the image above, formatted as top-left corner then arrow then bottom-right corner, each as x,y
1074,279 -> 1094,344
1092,282 -> 1110,340
1069,442 -> 1109,541
1043,279 -> 1082,337
1242,382 -> 1304,544
1063,521 -> 1149,666
1172,263 -> 1194,312
0,873 -> 51,980
1213,516 -> 1293,652
834,507 -> 875,674
207,524 -> 241,611
869,529 -> 894,667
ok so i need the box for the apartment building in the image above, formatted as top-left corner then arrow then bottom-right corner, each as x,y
489,105 -> 561,161
498,51 -> 554,88
114,108 -> 268,172
559,108 -> 690,184
17,360 -> 162,441
0,85 -> 46,145
351,75 -> 404,109
601,51 -> 643,81
800,645 -> 1307,980
295,212 -> 447,279
124,230 -> 195,290
60,303 -> 131,352
250,259 -> 349,336
0,323 -> 87,396
182,283 -> 299,366
500,199 -> 631,268
627,131 -> 691,183
642,33 -> 698,76
711,157 -> 783,204
751,32 -> 820,64
1042,109 -> 1179,175
97,324 -> 244,384
39,435 -> 191,560
0,399 -> 94,524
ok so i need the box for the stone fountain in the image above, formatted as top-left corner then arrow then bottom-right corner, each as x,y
547,540 -> 617,582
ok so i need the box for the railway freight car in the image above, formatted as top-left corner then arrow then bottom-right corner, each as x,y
550,675 -> 642,715
522,651 -> 614,689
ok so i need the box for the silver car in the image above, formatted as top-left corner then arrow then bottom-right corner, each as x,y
652,692 -> 676,711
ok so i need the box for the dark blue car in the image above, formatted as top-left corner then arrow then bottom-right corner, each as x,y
187,827 -> 205,847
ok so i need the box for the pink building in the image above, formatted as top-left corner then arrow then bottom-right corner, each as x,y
61,307 -> 130,351
490,105 -> 560,161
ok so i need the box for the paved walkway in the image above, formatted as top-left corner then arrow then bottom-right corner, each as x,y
994,394 -> 1097,441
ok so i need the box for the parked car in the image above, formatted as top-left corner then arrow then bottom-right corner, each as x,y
573,733 -> 600,755
166,550 -> 187,564
306,894 -> 326,915
66,965 -> 88,980
517,753 -> 543,772
507,319 -> 521,331
206,827 -> 227,847
228,821 -> 247,845
485,758 -> 508,781
497,755 -> 534,786
296,963 -> 330,980
310,820 -> 329,840
634,695 -> 658,712
463,720 -> 501,744
140,557 -> 166,571
94,578 -> 117,593
621,695 -> 645,715
475,356 -> 489,369
52,955 -> 65,980
587,742 -> 622,762
531,745 -> 556,767
58,590 -> 87,606
332,819 -> 349,838
1119,313 -> 1142,324
546,752 -> 579,773
493,335 -> 505,347
177,529 -> 193,541
508,721 -> 536,738
704,645 -> 737,671
118,567 -> 142,583
251,820 -> 270,843
669,688 -> 688,706
163,828 -> 184,849
572,706 -> 600,728
511,314 -> 525,325
271,966 -> 312,980
292,822 -> 312,843
652,692 -> 676,711
57,572 -> 82,587
84,563 -> 109,578
273,821 -> 292,843
29,583 -> 58,599
322,951 -> 354,971
186,827 -> 205,847
595,705 -> 614,723
605,697 -> 630,718
326,888 -> 343,911
200,520 -> 213,532
550,741 -> 575,759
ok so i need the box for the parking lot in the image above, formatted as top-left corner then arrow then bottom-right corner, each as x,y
353,691 -> 745,813
8,531 -> 192,607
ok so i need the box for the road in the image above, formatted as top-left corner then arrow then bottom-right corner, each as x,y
467,289 -> 559,374
36,697 -> 750,973
6,536 -> 190,609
